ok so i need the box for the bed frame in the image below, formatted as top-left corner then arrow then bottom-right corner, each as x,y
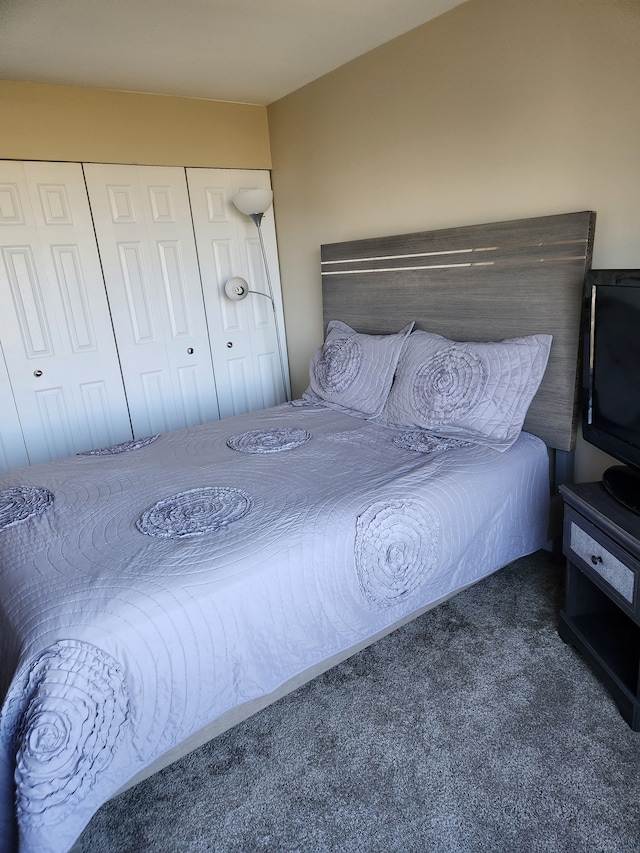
88,210 -> 595,834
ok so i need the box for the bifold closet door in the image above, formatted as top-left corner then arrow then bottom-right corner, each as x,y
0,160 -> 133,466
186,168 -> 290,417
83,164 -> 220,436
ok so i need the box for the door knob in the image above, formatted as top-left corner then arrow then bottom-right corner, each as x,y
33,370 -> 43,377
226,341 -> 233,348
187,347 -> 194,354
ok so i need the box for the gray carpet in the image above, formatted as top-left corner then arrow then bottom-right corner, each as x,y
79,551 -> 640,852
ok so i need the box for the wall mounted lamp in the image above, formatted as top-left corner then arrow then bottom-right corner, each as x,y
226,189 -> 290,402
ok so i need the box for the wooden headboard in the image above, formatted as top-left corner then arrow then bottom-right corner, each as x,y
321,211 -> 595,452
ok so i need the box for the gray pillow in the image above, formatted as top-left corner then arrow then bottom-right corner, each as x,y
378,330 -> 552,450
304,320 -> 414,417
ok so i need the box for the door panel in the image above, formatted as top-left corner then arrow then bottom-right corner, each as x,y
0,161 -> 133,464
84,164 -> 220,436
186,168 -> 290,418
0,344 -> 28,472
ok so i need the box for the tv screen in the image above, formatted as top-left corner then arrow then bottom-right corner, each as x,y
583,270 -> 640,512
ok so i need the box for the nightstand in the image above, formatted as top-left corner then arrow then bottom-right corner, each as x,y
558,481 -> 640,730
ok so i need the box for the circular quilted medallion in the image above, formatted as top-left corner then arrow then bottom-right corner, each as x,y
315,336 -> 362,394
11,640 -> 128,826
78,435 -> 159,456
0,486 -> 54,530
411,347 -> 488,424
393,431 -> 473,453
136,486 -> 252,539
227,428 -> 311,454
354,499 -> 439,607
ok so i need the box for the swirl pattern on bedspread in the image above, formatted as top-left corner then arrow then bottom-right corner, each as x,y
355,500 -> 439,607
77,435 -> 160,456
412,347 -> 488,423
227,428 -> 312,453
315,336 -> 362,393
5,640 -> 129,827
0,487 -> 54,530
288,398 -> 326,409
393,431 -> 473,454
136,486 -> 253,539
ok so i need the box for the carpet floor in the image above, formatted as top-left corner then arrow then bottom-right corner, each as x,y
79,550 -> 640,852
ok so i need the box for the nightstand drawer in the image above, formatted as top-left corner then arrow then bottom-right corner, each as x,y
569,520 -> 636,603
564,505 -> 640,615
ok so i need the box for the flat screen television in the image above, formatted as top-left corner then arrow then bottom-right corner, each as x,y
583,269 -> 640,513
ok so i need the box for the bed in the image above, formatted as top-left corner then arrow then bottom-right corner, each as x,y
0,211 -> 595,853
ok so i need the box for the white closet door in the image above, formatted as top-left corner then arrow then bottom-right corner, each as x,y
187,168 -> 289,418
84,164 -> 220,436
0,160 -> 133,465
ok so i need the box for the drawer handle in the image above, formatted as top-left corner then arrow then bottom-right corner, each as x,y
591,554 -> 603,565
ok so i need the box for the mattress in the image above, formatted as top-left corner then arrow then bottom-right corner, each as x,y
0,402 -> 550,852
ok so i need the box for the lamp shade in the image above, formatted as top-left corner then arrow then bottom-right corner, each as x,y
232,189 -> 273,217
224,276 -> 249,301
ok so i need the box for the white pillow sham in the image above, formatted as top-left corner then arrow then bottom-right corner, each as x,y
304,320 -> 414,417
378,330 -> 552,450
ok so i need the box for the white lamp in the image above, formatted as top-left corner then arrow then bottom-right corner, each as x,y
231,189 -> 273,226
228,189 -> 289,401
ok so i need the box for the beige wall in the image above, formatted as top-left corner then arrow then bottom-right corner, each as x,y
0,81 -> 271,168
268,0 -> 640,483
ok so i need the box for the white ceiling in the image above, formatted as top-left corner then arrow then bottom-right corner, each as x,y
0,0 -> 467,105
